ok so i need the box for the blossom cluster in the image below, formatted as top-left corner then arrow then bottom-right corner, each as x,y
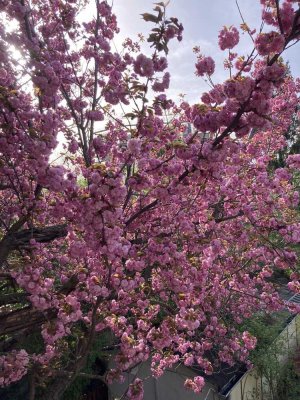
0,0 -> 299,399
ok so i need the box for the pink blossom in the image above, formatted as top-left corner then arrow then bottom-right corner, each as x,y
242,331 -> 257,350
184,376 -> 205,393
126,378 -> 144,400
134,54 -> 154,77
86,110 -> 104,121
0,0 -> 300,394
195,56 -> 215,76
287,154 -> 300,169
218,26 -> 239,50
255,32 -> 285,56
152,72 -> 170,92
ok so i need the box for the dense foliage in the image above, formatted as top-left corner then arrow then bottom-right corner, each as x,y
0,1 -> 300,398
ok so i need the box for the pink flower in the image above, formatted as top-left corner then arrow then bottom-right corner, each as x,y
223,77 -> 254,101
287,154 -> 300,169
195,56 -> 215,76
218,26 -> 239,50
262,63 -> 286,81
126,378 -> 144,400
152,72 -> 170,92
153,56 -> 168,72
242,331 -> 257,350
0,68 -> 8,83
134,54 -> 154,77
86,110 -> 104,121
255,32 -> 285,56
184,376 -> 205,393
0,350 -> 29,387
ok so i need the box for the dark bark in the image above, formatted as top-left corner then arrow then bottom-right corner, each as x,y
44,376 -> 76,400
3,224 -> 67,249
0,307 -> 57,335
0,224 -> 68,267
0,275 -> 78,336
0,292 -> 28,306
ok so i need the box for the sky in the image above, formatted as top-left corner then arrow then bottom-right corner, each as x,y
109,0 -> 300,103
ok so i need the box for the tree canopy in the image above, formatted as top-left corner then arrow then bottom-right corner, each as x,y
0,1 -> 300,399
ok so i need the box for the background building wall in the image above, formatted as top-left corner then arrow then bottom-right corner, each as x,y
228,314 -> 300,400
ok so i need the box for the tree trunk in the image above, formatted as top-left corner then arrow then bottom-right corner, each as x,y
41,375 -> 77,400
0,307 -> 57,335
0,224 -> 67,267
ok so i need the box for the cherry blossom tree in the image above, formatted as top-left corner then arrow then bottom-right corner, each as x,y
0,0 -> 300,399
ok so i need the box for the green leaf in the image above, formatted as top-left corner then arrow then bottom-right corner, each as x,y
153,6 -> 163,22
141,13 -> 159,23
124,113 -> 137,120
131,84 -> 147,93
147,33 -> 158,43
